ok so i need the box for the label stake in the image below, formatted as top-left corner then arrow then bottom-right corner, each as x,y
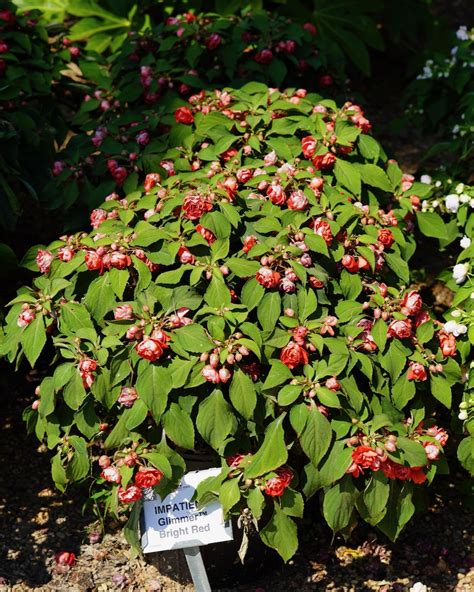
183,546 -> 212,592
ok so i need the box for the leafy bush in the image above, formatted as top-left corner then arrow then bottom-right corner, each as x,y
0,2 -> 59,230
415,176 -> 473,474
404,26 -> 473,166
1,83 -> 465,561
45,11 -> 338,224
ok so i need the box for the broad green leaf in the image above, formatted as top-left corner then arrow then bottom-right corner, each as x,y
430,375 -> 452,408
260,504 -> 298,562
298,406 -> 332,466
20,316 -> 46,367
322,476 -> 358,532
136,364 -> 172,421
196,389 -> 237,453
163,403 -> 195,450
245,415 -> 288,479
229,369 -> 257,420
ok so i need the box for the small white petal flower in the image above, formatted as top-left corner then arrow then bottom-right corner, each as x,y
469,198 -> 474,208
455,183 -> 465,194
458,410 -> 468,421
460,236 -> 471,249
410,583 -> 428,592
460,193 -> 470,203
451,309 -> 462,318
453,263 -> 469,284
443,320 -> 458,334
432,200 -> 439,208
420,174 -> 432,184
435,180 -> 442,187
456,26 -> 469,40
445,194 -> 460,213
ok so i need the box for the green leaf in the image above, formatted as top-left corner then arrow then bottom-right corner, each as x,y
339,269 -> 362,300
257,292 -> 281,332
260,504 -> 298,562
356,472 -> 389,525
377,481 -> 414,540
358,135 -> 380,161
382,341 -> 409,383
355,164 -> 393,192
229,369 -> 257,420
59,303 -> 94,333
67,436 -> 90,481
430,375 -> 452,408
51,452 -> 68,492
205,274 -> 231,308
247,487 -> 265,520
227,258 -> 260,277
416,212 -> 448,240
245,415 -> 288,479
38,377 -> 55,418
280,488 -> 304,518
172,324 -> 214,353
163,403 -> 195,450
20,316 -> 46,367
196,389 -> 237,453
323,476 -> 358,533
457,437 -> 474,475
371,319 -> 387,352
391,373 -> 416,409
124,399 -> 148,430
397,437 -> 427,467
298,406 -> 332,466
334,159 -> 361,195
85,274 -> 116,321
384,252 -> 410,284
262,360 -> 293,390
63,371 -> 87,411
109,268 -> 129,299
219,478 -> 241,515
136,364 -> 172,421
124,501 -> 143,557
278,384 -> 302,406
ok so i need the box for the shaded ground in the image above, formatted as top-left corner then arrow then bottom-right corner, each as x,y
0,370 -> 472,592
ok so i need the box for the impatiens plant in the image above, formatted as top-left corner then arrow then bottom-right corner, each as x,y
1,84 -> 465,561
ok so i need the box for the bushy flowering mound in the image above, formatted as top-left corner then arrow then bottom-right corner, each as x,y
404,25 -> 473,165
415,177 -> 473,474
1,84 -> 465,561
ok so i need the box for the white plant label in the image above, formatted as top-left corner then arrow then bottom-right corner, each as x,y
141,467 -> 233,552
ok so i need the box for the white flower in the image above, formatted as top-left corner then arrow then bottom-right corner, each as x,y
420,174 -> 432,184
453,263 -> 469,284
460,236 -> 471,249
469,198 -> 474,208
443,320 -> 467,336
458,410 -> 468,421
451,309 -> 462,318
435,180 -> 442,187
432,200 -> 439,208
452,124 -> 460,134
410,583 -> 428,592
460,193 -> 470,203
445,194 -> 460,213
471,292 -> 474,299
455,183 -> 465,194
456,26 -> 469,40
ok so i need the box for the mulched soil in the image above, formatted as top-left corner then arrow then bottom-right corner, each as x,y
0,369 -> 472,592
